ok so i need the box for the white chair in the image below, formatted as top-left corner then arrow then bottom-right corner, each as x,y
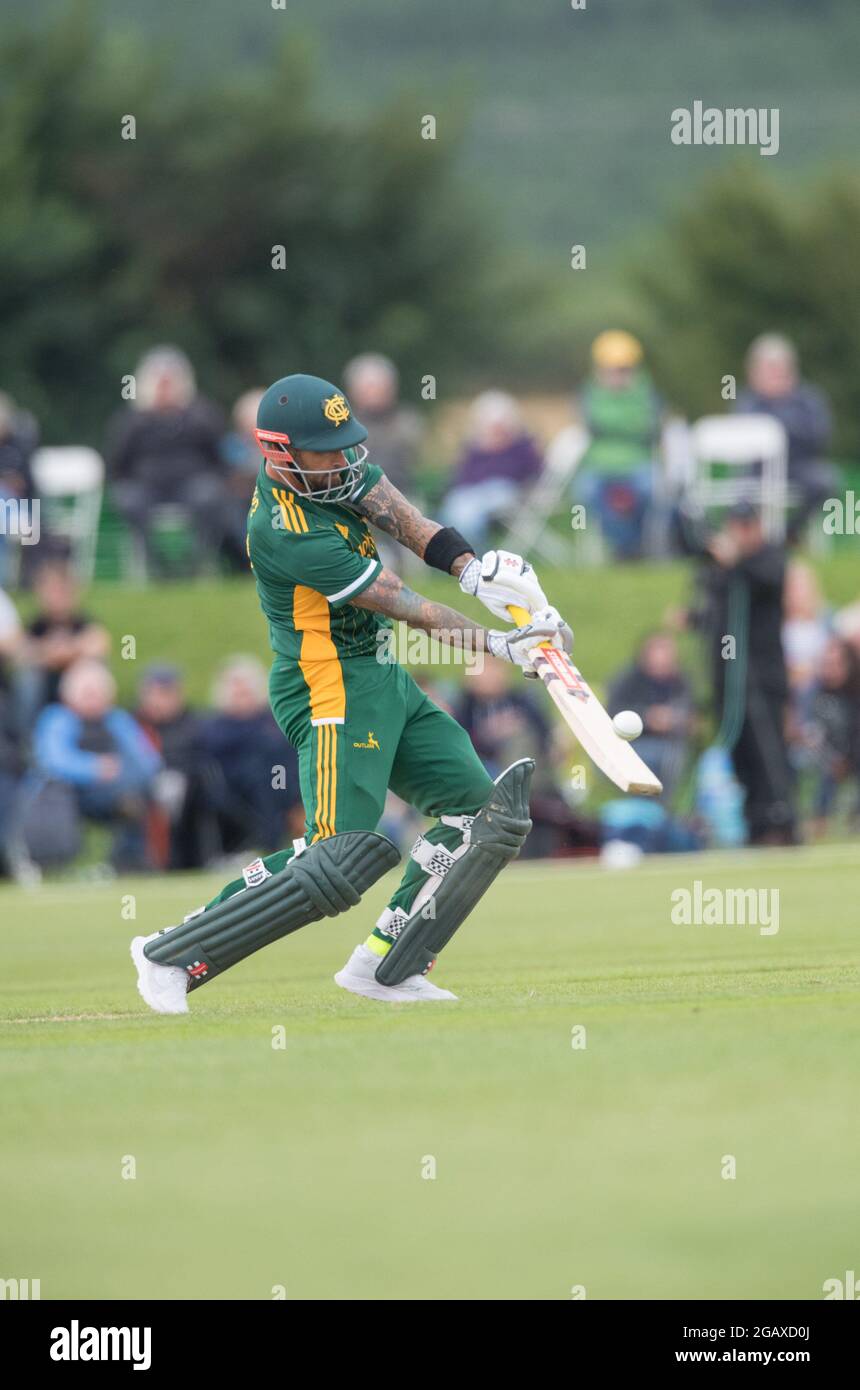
30,446 -> 105,582
687,414 -> 790,540
643,415 -> 694,557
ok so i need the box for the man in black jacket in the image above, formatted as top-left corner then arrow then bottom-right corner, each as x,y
735,335 -> 838,539
105,347 -> 245,575
684,503 -> 797,845
608,632 -> 693,801
134,664 -> 218,870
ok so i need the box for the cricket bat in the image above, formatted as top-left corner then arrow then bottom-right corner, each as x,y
506,604 -> 663,797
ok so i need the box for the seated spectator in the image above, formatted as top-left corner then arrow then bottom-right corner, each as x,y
441,392 -> 542,554
200,656 -> 303,855
0,586 -> 25,874
17,560 -> 110,729
801,637 -> 860,836
222,387 -> 266,534
0,392 -> 38,585
575,330 -> 662,560
134,665 -> 219,870
454,658 -> 599,857
735,334 -> 838,539
782,560 -> 830,732
608,632 -> 693,801
105,346 -> 245,576
30,659 -> 162,870
342,354 -> 424,496
457,657 -> 549,779
833,595 -> 860,663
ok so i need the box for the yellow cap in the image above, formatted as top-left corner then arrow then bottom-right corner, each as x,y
591,330 -> 643,369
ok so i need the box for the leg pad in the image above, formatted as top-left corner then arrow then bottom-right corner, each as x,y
375,759 -> 533,987
145,831 -> 400,990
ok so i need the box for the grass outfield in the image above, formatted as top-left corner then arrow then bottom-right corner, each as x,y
1,843 -> 858,1301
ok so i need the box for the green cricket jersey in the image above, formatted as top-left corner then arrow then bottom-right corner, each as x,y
246,462 -> 391,720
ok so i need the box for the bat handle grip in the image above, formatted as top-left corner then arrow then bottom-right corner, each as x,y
506,603 -> 553,649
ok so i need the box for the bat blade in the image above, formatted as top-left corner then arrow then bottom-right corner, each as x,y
528,643 -> 662,795
504,602 -> 662,795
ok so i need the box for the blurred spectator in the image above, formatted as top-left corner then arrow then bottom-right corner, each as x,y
29,659 -> 162,869
833,596 -> 860,663
17,560 -> 110,729
135,665 -> 219,869
455,658 -> 598,857
599,799 -> 703,858
105,346 -> 245,575
576,330 -> 662,559
343,354 -> 424,496
0,393 -> 36,498
683,502 -> 796,845
801,638 -> 860,835
608,632 -> 693,800
200,656 -> 302,855
782,560 -> 830,730
0,392 -> 39,585
441,391 -> 542,554
457,657 -> 550,779
0,585 -> 22,681
0,587 -> 24,872
735,334 -> 838,538
222,387 -> 266,540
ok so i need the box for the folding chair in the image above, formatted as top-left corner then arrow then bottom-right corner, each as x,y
687,414 -> 790,540
500,422 -> 592,564
30,446 -> 105,582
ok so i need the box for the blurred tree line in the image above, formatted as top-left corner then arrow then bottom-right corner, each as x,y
635,164 -> 860,457
0,3 -> 506,443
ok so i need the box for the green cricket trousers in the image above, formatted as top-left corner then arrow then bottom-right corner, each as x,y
207,654 -> 494,941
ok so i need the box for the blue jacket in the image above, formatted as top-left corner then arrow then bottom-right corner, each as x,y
34,704 -> 163,790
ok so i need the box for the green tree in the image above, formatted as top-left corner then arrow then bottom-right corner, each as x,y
634,163 -> 860,456
0,2 -> 500,444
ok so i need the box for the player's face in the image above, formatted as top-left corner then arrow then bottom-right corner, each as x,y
289,447 -> 347,493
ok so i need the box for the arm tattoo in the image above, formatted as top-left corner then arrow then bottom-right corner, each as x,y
352,475 -> 442,558
351,568 -> 488,649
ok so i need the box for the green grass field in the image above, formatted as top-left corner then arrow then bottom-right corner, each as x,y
1,843 -> 857,1300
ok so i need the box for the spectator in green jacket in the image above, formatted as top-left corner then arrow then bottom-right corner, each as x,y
576,330 -> 662,560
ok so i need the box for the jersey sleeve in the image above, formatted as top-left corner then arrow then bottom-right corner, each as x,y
348,461 -> 383,505
279,529 -> 382,608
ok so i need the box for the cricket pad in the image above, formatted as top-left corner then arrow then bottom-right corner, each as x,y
145,831 -> 400,990
375,758 -> 534,987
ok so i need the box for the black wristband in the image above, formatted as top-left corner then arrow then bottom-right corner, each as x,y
424,527 -> 474,574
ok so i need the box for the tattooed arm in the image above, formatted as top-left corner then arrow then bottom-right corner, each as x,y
351,474 -> 474,577
350,568 -> 486,648
351,568 -> 573,670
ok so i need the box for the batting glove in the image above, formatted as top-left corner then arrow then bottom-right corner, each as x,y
487,605 -> 574,676
460,549 -> 549,623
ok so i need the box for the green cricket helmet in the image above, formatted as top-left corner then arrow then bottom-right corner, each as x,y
254,373 -> 369,503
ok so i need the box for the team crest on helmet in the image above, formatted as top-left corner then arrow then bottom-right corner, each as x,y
322,393 -> 350,427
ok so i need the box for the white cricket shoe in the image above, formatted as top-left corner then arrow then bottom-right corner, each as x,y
131,933 -> 190,1015
334,943 -> 457,1003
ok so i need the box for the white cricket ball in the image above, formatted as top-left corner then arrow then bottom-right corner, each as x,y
612,709 -> 643,741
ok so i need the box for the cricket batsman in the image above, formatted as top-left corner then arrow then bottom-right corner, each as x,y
132,373 -> 571,1010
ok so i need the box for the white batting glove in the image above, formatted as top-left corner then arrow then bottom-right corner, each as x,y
487,605 -> 574,677
459,549 -> 548,623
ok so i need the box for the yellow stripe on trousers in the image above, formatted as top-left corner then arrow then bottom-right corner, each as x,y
313,723 -> 337,840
